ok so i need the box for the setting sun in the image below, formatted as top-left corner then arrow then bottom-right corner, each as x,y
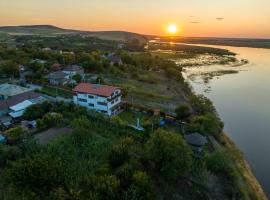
168,24 -> 178,34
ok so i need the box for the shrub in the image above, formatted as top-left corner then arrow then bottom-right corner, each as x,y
43,113 -> 64,128
145,129 -> 192,182
4,127 -> 24,143
4,155 -> 63,197
0,145 -> 22,168
23,101 -> 52,120
109,137 -> 134,168
175,104 -> 191,120
188,114 -> 224,136
124,171 -> 153,200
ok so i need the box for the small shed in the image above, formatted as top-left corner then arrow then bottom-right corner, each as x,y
184,133 -> 208,147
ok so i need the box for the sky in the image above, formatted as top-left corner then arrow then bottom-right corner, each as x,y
0,0 -> 270,38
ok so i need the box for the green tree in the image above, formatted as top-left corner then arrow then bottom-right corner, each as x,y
4,155 -> 63,198
188,114 -> 224,136
4,127 -> 24,144
0,60 -> 19,77
109,137 -> 134,168
124,171 -> 153,200
145,129 -> 192,182
72,73 -> 82,83
0,145 -> 22,168
43,113 -> 64,128
205,150 -> 232,173
175,104 -> 191,120
23,101 -> 52,120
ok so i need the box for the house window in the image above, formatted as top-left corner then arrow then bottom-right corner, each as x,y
88,103 -> 94,107
88,95 -> 94,99
78,98 -> 87,102
97,102 -> 107,106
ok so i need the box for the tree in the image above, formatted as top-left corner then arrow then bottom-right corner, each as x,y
0,60 -> 19,77
94,175 -> 120,199
0,145 -> 22,168
71,115 -> 93,140
145,129 -> 192,182
124,171 -> 153,200
4,127 -> 24,144
43,113 -> 64,128
187,114 -> 224,136
109,137 -> 134,168
175,104 -> 191,120
190,95 -> 216,115
23,101 -> 53,120
206,150 -> 232,174
4,155 -> 63,197
73,74 -> 82,83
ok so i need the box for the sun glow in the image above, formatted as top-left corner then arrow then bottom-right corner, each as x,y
168,24 -> 178,34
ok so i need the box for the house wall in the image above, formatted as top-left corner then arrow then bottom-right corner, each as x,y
73,89 -> 122,116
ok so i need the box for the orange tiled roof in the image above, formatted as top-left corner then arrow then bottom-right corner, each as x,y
73,83 -> 118,97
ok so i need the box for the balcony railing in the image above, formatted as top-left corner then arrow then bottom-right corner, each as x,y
107,94 -> 121,102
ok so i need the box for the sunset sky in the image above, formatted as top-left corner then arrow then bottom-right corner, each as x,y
0,0 -> 270,38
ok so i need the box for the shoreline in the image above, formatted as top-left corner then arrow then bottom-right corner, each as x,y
221,133 -> 268,200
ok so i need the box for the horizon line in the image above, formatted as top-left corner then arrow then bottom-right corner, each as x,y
1,24 -> 270,40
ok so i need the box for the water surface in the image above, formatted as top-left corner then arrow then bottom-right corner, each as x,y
183,45 -> 270,196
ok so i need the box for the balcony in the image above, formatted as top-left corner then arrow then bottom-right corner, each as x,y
107,94 -> 121,102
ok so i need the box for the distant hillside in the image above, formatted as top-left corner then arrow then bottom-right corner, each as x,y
0,25 -> 148,44
0,25 -> 77,35
86,31 -> 148,44
157,36 -> 270,49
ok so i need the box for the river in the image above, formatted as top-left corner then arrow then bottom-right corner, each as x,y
183,45 -> 270,196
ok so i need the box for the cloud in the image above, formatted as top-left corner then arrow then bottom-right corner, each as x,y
190,21 -> 200,24
216,17 -> 224,21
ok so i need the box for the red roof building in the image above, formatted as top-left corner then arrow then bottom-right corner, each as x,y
73,83 -> 119,97
73,83 -> 122,116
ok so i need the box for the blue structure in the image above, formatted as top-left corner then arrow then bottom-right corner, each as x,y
0,134 -> 6,143
159,120 -> 166,127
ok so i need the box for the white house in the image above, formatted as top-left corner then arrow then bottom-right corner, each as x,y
62,65 -> 85,78
73,83 -> 122,116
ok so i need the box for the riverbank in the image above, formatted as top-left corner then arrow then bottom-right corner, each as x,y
220,134 -> 268,200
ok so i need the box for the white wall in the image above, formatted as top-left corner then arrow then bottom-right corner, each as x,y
73,90 -> 122,116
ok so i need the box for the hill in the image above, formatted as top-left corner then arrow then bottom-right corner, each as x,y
156,36 -> 270,49
0,25 -> 77,35
0,25 -> 148,44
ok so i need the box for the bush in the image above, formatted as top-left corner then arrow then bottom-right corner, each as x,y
190,95 -> 216,115
188,114 -> 224,136
206,150 -> 232,174
43,113 -> 64,128
23,101 -> 52,120
125,171 -> 152,199
145,129 -> 192,182
175,104 -> 191,120
4,155 -> 63,197
0,145 -> 22,168
94,175 -> 120,199
4,127 -> 24,143
109,137 -> 134,168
